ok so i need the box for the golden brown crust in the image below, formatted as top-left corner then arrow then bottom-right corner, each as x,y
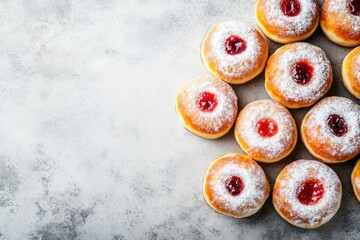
255,0 -> 319,44
200,22 -> 268,84
300,97 -> 360,163
273,160 -> 342,229
234,100 -> 297,163
203,154 -> 270,218
342,47 -> 360,99
320,0 -> 360,47
176,77 -> 238,139
351,159 -> 360,202
265,43 -> 333,108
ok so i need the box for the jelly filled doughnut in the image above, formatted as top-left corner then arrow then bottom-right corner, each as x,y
351,159 -> 360,202
176,76 -> 238,139
255,0 -> 319,44
301,96 -> 360,163
342,46 -> 360,99
203,153 -> 270,218
265,42 -> 332,108
320,0 -> 360,47
234,99 -> 297,163
201,21 -> 268,84
273,160 -> 342,229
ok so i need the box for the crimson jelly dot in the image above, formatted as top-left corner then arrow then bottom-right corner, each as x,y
256,118 -> 278,138
291,61 -> 314,85
225,176 -> 244,196
280,0 -> 301,17
327,114 -> 348,137
296,179 -> 325,205
197,92 -> 218,112
224,35 -> 247,55
348,0 -> 360,16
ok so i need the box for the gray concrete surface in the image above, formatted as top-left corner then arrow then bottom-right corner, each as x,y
0,0 -> 359,239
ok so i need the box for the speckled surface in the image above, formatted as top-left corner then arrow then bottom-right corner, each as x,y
0,0 -> 359,239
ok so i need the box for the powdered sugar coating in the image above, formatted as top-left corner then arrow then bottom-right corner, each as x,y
259,0 -> 317,36
356,178 -> 360,190
177,77 -> 237,134
203,21 -> 264,79
274,160 -> 341,228
235,100 -> 296,160
327,0 -> 360,37
209,156 -> 268,216
267,42 -> 331,104
357,55 -> 360,82
303,96 -> 360,158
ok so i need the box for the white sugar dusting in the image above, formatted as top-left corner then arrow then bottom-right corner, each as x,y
236,100 -> 295,159
272,43 -> 331,103
211,159 -> 267,215
277,160 -> 341,227
210,21 -> 261,78
179,77 -> 237,133
328,0 -> 360,36
262,0 -> 317,35
356,178 -> 360,190
305,97 -> 360,156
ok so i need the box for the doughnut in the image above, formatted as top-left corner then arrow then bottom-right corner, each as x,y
273,160 -> 342,229
301,96 -> 360,163
234,99 -> 297,163
200,21 -> 268,84
351,159 -> 360,202
175,76 -> 238,139
342,46 -> 360,99
265,42 -> 333,108
203,153 -> 270,218
255,0 -> 319,44
320,0 -> 360,47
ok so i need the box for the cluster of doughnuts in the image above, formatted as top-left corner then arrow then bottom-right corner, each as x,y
175,0 -> 360,230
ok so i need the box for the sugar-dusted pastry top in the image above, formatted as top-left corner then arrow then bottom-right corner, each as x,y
273,160 -> 342,228
301,96 -> 360,163
234,99 -> 297,162
342,46 -> 360,99
203,154 -> 270,218
201,21 -> 268,84
265,42 -> 332,108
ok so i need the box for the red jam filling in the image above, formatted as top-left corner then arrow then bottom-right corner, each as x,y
256,118 -> 278,138
225,176 -> 244,196
280,0 -> 301,17
327,114 -> 348,137
224,35 -> 247,55
348,0 -> 360,16
197,92 -> 218,112
291,60 -> 314,85
296,179 -> 324,205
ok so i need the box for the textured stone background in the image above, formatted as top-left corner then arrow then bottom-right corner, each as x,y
0,0 -> 359,239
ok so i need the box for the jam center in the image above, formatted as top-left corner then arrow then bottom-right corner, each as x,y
225,176 -> 244,196
296,179 -> 324,205
256,118 -> 278,138
348,0 -> 360,16
291,60 -> 314,85
280,0 -> 301,17
327,114 -> 348,137
197,92 -> 218,112
224,35 -> 247,55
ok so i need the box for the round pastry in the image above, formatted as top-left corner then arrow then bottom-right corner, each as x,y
351,159 -> 360,202
342,46 -> 360,99
273,160 -> 342,229
265,42 -> 333,108
203,153 -> 270,218
301,96 -> 360,163
234,99 -> 297,163
201,21 -> 268,84
176,76 -> 238,139
255,0 -> 319,44
320,0 -> 360,47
